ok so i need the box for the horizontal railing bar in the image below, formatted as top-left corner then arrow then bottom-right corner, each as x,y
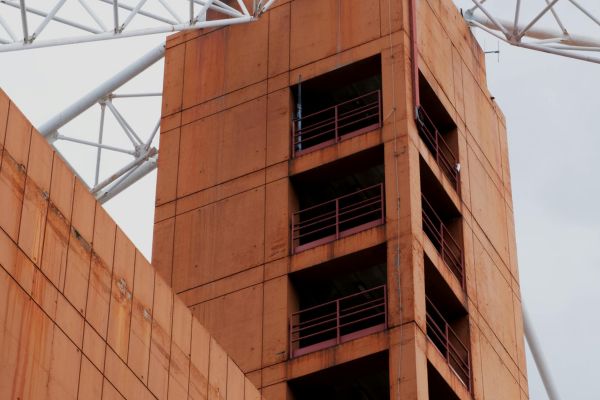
292,310 -> 338,327
293,90 -> 381,123
293,183 -> 383,216
292,286 -> 385,316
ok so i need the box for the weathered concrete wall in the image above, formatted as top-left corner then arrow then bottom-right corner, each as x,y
0,89 -> 261,400
155,0 -> 527,399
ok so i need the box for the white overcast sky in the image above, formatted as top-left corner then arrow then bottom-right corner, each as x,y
1,1 -> 600,399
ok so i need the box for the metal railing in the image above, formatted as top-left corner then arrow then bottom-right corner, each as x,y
416,106 -> 460,194
426,296 -> 471,390
292,90 -> 382,156
292,183 -> 385,253
421,194 -> 465,288
290,285 -> 387,358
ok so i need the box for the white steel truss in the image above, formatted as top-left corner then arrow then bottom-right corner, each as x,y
0,0 -> 277,202
464,0 -> 600,64
0,0 -> 273,52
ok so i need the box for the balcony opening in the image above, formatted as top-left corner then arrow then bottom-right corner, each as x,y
425,254 -> 471,390
289,246 -> 387,357
417,72 -> 460,193
427,361 -> 461,400
291,146 -> 385,253
420,157 -> 464,287
289,351 -> 389,400
291,55 -> 382,156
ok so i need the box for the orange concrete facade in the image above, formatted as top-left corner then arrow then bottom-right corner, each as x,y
153,0 -> 528,399
0,92 -> 261,399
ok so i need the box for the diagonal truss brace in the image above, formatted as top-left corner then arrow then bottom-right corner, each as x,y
33,0 -> 278,203
0,0 -> 275,52
464,0 -> 600,64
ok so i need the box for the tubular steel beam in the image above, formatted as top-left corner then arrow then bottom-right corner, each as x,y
0,0 -> 275,52
523,305 -> 562,400
464,0 -> 600,64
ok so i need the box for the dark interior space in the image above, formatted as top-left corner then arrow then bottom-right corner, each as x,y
291,55 -> 382,117
291,55 -> 382,154
291,245 -> 387,310
417,72 -> 460,191
290,146 -> 385,250
289,351 -> 390,400
292,145 -> 384,209
424,253 -> 471,388
289,246 -> 387,353
420,157 -> 462,241
427,362 -> 461,400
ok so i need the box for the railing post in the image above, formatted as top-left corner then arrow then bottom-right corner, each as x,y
440,224 -> 445,264
445,323 -> 450,362
383,285 -> 388,328
289,316 -> 293,358
291,122 -> 296,158
336,299 -> 341,345
335,198 -> 340,239
378,90 -> 382,128
291,213 -> 295,255
334,106 -> 339,142
380,183 -> 385,222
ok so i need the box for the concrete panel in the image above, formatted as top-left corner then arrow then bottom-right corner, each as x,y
480,334 -> 520,400
462,64 -> 502,175
189,318 -> 210,400
173,187 -> 265,290
86,254 -> 113,339
227,358 -> 245,399
208,338 -> 228,400
93,203 -> 117,268
72,178 -> 96,244
64,226 -> 92,314
107,228 -> 135,362
4,102 -> 31,168
18,178 -> 48,265
265,179 -> 289,262
183,30 -> 226,109
47,325 -> 81,400
194,284 -> 263,373
417,0 -> 455,114
262,276 -> 289,366
224,16 -> 268,93
105,347 -> 154,400
128,251 -> 154,384
27,132 -> 53,192
55,293 -> 84,347
0,90 -> 8,146
102,379 -> 126,400
266,88 -> 290,167
0,151 -> 25,241
83,322 -> 106,371
155,128 -> 180,206
468,147 -> 510,264
79,356 -> 103,400
152,217 -> 174,285
32,268 -> 59,319
379,0 -> 404,35
148,276 -> 173,400
290,0 -> 337,69
339,0 -> 381,51
41,203 -> 70,289
268,4 -> 291,77
473,237 -> 517,363
78,357 -> 103,400
178,97 -> 267,197
162,44 -> 185,117
49,153 -> 75,221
